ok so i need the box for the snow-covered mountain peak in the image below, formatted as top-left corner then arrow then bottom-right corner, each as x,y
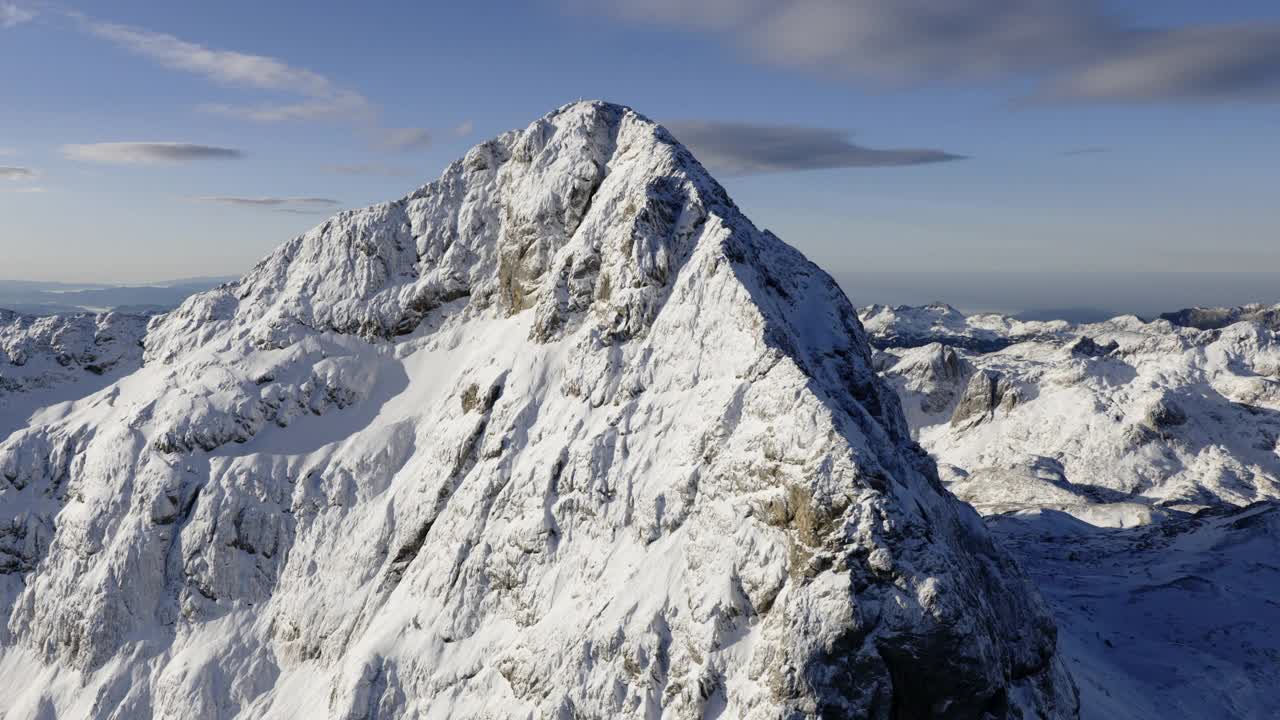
0,105 -> 1075,718
145,100 -> 744,364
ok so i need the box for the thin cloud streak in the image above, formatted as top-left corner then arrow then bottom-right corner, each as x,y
62,142 -> 243,165
77,14 -> 477,149
84,19 -> 372,122
664,121 -> 964,175
272,207 -> 334,215
194,196 -> 340,208
378,127 -> 432,152
0,166 -> 36,180
323,164 -> 412,177
586,0 -> 1280,103
1,2 -> 34,28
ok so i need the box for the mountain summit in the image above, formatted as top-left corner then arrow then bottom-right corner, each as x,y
0,102 -> 1076,718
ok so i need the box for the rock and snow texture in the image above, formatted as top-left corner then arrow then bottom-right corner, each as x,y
0,103 -> 1076,719
1159,303 -> 1280,331
865,304 -> 1280,514
989,503 -> 1280,720
865,303 -> 1280,719
0,310 -> 148,439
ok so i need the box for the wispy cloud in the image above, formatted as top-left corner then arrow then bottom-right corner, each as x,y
1051,25 -> 1280,102
271,207 -> 333,215
378,127 -> 432,152
194,196 -> 341,214
0,166 -> 36,180
453,120 -> 474,137
584,1 -> 1280,103
322,163 -> 412,177
664,121 -> 963,175
1061,147 -> 1109,156
0,185 -> 46,193
62,142 -> 243,164
1,2 -> 34,28
84,20 -> 372,123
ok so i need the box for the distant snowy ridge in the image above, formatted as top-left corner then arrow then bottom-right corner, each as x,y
1159,302 -> 1280,331
0,103 -> 1075,719
0,309 -> 148,438
865,303 -> 1280,719
864,303 -> 1280,512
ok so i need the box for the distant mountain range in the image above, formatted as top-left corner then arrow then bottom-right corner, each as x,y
0,276 -> 237,315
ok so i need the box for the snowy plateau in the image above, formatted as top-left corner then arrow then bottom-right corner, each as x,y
0,101 -> 1270,719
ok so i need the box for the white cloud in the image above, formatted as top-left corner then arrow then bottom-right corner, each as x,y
1051,24 -> 1280,102
194,196 -> 341,214
194,196 -> 339,207
85,20 -> 372,122
0,166 -> 36,180
664,121 -> 963,174
80,14 -> 469,152
62,142 -> 243,165
1,3 -> 34,29
378,127 -> 432,152
586,0 -> 1280,102
453,120 -> 474,137
322,163 -> 411,177
201,95 -> 369,123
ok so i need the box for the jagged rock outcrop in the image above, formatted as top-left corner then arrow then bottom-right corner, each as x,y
0,102 -> 1076,719
950,370 -> 1020,428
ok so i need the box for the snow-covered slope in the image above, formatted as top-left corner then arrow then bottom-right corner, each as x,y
867,304 -> 1280,719
990,502 -> 1280,720
867,306 -> 1280,513
0,310 -> 148,439
0,103 -> 1076,718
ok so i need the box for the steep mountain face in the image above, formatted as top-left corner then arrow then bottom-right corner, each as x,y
0,103 -> 1076,718
867,306 -> 1280,516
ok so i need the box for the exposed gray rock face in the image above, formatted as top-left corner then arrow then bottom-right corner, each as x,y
950,370 -> 1020,428
0,102 -> 1075,719
1067,336 -> 1118,358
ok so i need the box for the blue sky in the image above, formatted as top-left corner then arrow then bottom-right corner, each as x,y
3,1 -> 1280,301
